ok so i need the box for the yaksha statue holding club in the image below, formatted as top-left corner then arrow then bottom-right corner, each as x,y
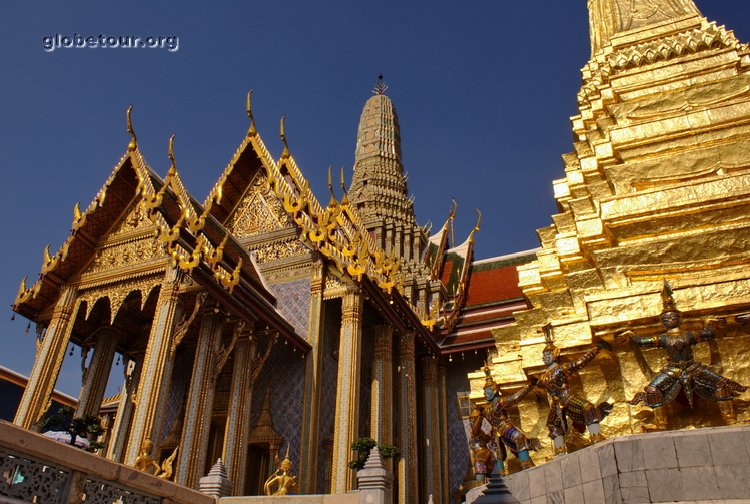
471,363 -> 540,476
537,324 -> 613,455
618,280 -> 747,427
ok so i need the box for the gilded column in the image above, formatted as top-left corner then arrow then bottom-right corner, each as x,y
299,263 -> 325,493
176,310 -> 224,488
420,355 -> 441,503
107,358 -> 141,462
438,363 -> 449,503
222,325 -> 258,495
125,267 -> 182,465
370,324 -> 393,446
330,289 -> 363,493
397,331 -> 418,504
14,286 -> 78,430
76,328 -> 118,417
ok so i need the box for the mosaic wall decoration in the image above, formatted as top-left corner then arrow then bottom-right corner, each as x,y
159,348 -> 192,444
358,330 -> 373,439
316,300 -> 341,494
251,342 -> 306,473
271,278 -> 311,339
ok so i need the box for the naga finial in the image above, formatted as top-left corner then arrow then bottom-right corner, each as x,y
468,208 -> 482,243
168,134 -> 176,166
126,105 -> 137,151
327,164 -> 333,195
339,166 -> 347,195
246,90 -> 256,136
280,115 -> 289,158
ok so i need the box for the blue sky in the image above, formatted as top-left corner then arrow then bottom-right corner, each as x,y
2,1 -> 749,397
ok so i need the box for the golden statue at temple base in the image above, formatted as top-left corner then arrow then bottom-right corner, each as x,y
618,281 -> 747,430
537,325 -> 613,455
263,447 -> 297,496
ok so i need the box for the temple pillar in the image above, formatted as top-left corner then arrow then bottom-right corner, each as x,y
370,324 -> 393,446
299,263 -> 325,493
176,310 -> 224,488
330,289 -> 363,493
107,358 -> 142,462
222,325 -> 255,495
76,328 -> 118,417
438,363 -> 449,503
125,267 -> 183,465
397,331 -> 418,504
14,286 -> 78,430
420,355 -> 441,503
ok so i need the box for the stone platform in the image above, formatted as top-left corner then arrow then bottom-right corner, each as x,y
499,425 -> 750,504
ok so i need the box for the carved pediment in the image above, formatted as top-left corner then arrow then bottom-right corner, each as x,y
82,198 -> 165,278
226,171 -> 295,238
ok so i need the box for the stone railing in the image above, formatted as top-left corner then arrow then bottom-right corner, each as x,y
0,420 -> 213,504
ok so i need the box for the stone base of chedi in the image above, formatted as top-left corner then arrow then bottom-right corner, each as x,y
490,425 -> 750,504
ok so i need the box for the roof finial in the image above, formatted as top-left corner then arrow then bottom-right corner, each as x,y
280,114 -> 289,159
246,90 -> 256,136
126,105 -> 137,151
372,73 -> 388,95
468,208 -> 482,243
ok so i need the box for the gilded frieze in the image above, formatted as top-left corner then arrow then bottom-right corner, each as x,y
250,238 -> 308,265
86,238 -> 165,277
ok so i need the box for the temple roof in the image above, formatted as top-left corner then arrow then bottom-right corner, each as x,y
438,249 -> 538,352
348,78 -> 416,226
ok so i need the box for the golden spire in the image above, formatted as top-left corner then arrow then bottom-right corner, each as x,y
126,105 -> 137,151
587,0 -> 701,54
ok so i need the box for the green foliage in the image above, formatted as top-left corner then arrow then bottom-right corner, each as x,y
39,405 -> 105,452
348,437 -> 400,471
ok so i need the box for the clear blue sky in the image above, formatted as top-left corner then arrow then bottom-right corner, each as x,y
1,1 -> 749,397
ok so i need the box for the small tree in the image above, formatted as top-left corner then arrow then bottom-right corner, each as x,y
348,437 -> 400,471
39,406 -> 105,452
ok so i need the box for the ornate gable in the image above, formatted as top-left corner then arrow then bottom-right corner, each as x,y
81,197 -> 165,280
226,171 -> 295,238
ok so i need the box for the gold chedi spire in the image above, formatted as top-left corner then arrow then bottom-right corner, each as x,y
587,0 -> 701,53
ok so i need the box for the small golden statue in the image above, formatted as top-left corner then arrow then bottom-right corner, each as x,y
263,446 -> 297,496
537,325 -> 613,454
618,281 -> 747,427
133,439 -> 161,476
